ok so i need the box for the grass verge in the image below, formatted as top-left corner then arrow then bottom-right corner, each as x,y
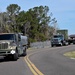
64,51 -> 75,58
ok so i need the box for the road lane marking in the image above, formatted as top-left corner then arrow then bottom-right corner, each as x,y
25,57 -> 38,75
24,51 -> 44,75
24,47 -> 61,75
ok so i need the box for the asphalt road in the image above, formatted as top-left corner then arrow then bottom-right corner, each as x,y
0,45 -> 75,75
29,45 -> 75,75
0,56 -> 33,75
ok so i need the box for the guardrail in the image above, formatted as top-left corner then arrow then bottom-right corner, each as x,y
30,41 -> 51,49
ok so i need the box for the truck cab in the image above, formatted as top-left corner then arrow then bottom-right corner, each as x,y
0,33 -> 27,60
51,38 -> 62,47
51,34 -> 68,47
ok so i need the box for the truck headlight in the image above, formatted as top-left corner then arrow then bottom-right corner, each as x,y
10,50 -> 16,54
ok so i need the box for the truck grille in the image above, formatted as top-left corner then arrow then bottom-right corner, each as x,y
0,43 -> 8,49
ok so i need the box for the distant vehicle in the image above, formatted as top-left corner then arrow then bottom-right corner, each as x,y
51,38 -> 63,47
68,34 -> 75,44
57,30 -> 75,45
0,33 -> 28,60
51,34 -> 68,47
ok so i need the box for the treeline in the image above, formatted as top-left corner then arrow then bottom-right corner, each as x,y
0,4 -> 57,42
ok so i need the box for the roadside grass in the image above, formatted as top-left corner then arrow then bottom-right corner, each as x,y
64,51 -> 75,58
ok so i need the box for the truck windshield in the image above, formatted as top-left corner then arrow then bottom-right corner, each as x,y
53,35 -> 64,40
0,34 -> 15,40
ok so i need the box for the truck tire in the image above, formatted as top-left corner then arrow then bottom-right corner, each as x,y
51,44 -> 54,47
12,53 -> 19,61
12,48 -> 19,61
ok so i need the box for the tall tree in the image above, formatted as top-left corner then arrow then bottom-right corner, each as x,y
0,12 -> 9,32
7,4 -> 21,16
17,6 -> 52,42
32,6 -> 50,39
6,4 -> 21,32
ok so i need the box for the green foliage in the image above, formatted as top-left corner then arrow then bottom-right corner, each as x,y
29,38 -> 37,43
6,4 -> 21,32
7,4 -> 21,16
38,33 -> 47,41
0,4 -> 56,43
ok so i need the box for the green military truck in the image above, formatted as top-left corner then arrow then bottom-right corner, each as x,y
57,30 -> 75,44
51,30 -> 68,47
57,30 -> 68,40
51,29 -> 75,46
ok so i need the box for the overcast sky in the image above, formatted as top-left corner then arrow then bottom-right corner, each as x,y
0,0 -> 75,35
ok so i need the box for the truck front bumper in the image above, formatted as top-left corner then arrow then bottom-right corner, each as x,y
0,49 -> 16,56
51,42 -> 62,46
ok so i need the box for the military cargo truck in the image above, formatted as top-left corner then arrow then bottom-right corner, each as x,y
51,30 -> 68,47
51,29 -> 75,47
0,33 -> 28,60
